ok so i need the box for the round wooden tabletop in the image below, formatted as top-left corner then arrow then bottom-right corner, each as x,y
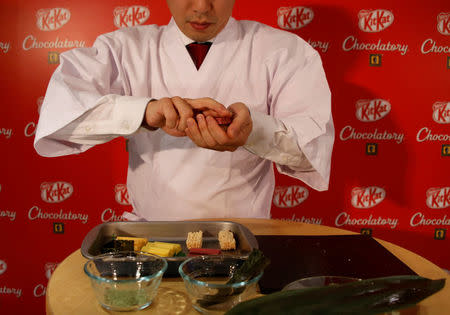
46,219 -> 450,315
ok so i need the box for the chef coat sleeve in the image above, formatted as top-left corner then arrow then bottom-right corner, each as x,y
34,34 -> 150,157
244,40 -> 334,191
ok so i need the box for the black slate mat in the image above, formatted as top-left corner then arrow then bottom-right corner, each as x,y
255,234 -> 417,294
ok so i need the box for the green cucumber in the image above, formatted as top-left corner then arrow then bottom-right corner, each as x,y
225,275 -> 445,315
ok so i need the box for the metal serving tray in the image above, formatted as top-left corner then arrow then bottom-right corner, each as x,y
81,221 -> 258,276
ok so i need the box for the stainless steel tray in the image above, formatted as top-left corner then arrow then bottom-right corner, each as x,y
81,221 -> 258,276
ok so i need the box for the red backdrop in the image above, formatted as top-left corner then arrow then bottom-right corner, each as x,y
0,1 -> 449,314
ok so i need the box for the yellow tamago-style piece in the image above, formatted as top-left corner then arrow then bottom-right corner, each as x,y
141,244 -> 172,257
150,241 -> 182,254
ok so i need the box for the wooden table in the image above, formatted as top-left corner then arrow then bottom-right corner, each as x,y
46,219 -> 450,314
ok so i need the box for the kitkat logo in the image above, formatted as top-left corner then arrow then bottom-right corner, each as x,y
273,186 -> 309,208
432,102 -> 450,124
351,187 -> 386,208
356,99 -> 391,122
45,262 -> 58,280
426,187 -> 450,209
437,13 -> 450,35
0,260 -> 6,275
358,9 -> 394,32
36,8 -> 71,31
113,6 -> 150,28
277,6 -> 314,30
40,182 -> 73,203
37,96 -> 44,114
115,184 -> 130,205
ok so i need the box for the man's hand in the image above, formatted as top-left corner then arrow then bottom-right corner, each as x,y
144,97 -> 232,137
185,101 -> 253,152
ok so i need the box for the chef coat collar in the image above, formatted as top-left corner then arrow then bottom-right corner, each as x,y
174,23 -> 216,46
162,17 -> 240,79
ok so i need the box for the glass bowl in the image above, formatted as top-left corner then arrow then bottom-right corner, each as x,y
179,255 -> 263,315
282,276 -> 361,291
84,251 -> 168,311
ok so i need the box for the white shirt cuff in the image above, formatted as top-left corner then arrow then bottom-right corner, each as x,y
244,110 -> 313,169
50,95 -> 151,144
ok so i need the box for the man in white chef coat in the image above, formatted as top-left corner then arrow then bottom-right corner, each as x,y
34,0 -> 334,221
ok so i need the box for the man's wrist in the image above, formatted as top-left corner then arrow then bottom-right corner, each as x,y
142,99 -> 159,130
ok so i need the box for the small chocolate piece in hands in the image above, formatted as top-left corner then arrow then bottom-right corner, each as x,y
214,116 -> 233,125
144,97 -> 231,137
185,101 -> 252,152
192,108 -> 233,126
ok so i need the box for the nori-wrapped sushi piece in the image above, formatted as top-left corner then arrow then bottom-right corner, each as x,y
100,239 -> 115,254
100,239 -> 134,254
114,239 -> 134,252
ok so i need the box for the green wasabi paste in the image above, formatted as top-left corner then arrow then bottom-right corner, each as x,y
104,287 -> 149,308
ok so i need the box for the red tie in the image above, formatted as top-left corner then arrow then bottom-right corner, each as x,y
186,42 -> 212,70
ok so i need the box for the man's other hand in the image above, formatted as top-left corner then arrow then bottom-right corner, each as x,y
144,97 -> 231,137
185,102 -> 253,152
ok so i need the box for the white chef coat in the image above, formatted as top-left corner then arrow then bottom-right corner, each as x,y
34,17 -> 334,220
